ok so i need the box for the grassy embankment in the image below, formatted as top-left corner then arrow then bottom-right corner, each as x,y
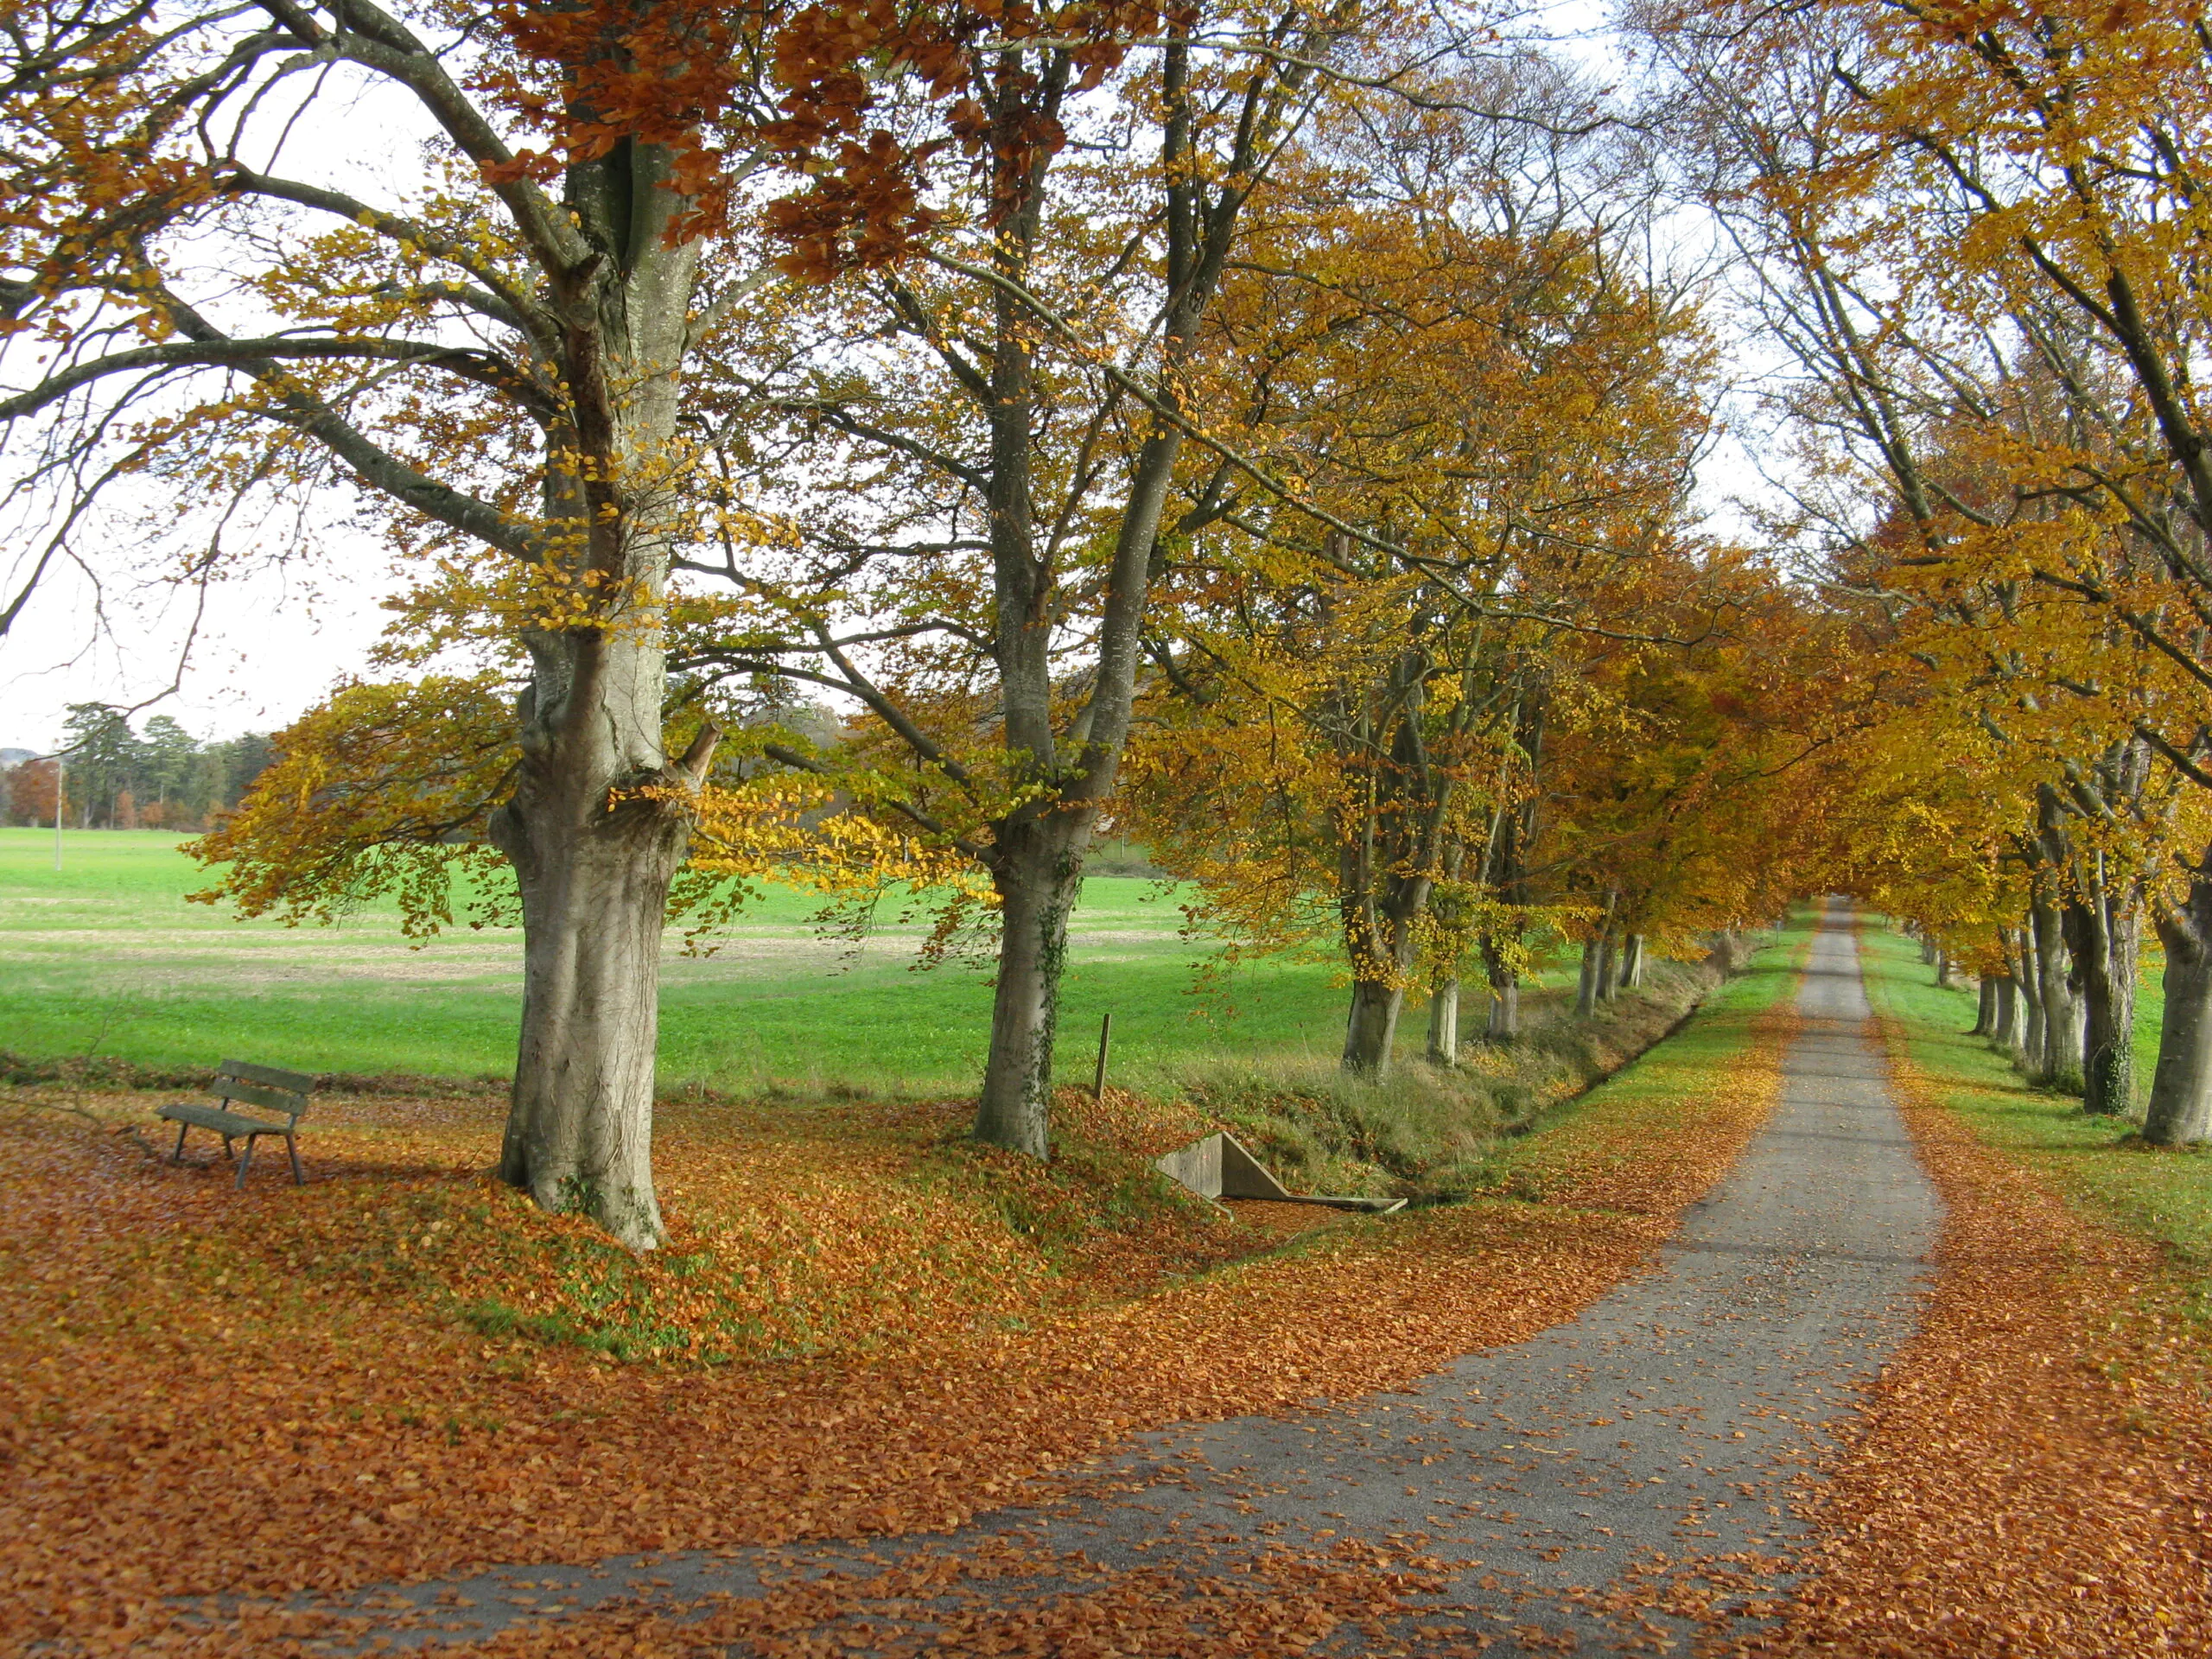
1859,921 -> 2212,1288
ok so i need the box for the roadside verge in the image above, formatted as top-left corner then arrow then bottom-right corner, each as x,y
1741,918 -> 2212,1656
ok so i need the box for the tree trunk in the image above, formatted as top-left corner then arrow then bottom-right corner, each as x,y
493,734 -> 702,1250
1427,976 -> 1460,1067
1338,854 -> 1429,1079
1333,647 -> 1444,1081
1992,975 -> 2017,1046
1621,933 -> 1644,992
1344,976 -> 1406,1077
1473,696 -> 1541,1050
1478,926 -> 1521,1042
2013,928 -> 2045,1074
487,137 -> 706,1251
1971,976 -> 1997,1035
1936,950 -> 1955,988
1576,934 -> 1600,1017
2063,873 -> 2141,1117
2031,892 -> 2082,1086
973,814 -> 1090,1157
2145,853 -> 2212,1146
1485,982 -> 1519,1041
1597,927 -> 1619,1003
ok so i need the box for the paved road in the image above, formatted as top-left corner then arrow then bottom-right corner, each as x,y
333,904 -> 1942,1654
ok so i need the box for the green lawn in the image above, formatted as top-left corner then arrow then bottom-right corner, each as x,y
0,830 -> 1565,1096
1859,921 -> 2212,1268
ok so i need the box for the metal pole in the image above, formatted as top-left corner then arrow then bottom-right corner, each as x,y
52,759 -> 63,873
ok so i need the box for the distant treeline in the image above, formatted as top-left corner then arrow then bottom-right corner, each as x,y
3,705 -> 273,830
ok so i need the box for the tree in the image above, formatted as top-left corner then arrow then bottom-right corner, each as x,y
136,715 -> 201,823
58,704 -> 140,828
8,758 -> 58,826
0,0 -> 884,1243
1116,84 -> 1746,1076
669,0 -> 1473,1147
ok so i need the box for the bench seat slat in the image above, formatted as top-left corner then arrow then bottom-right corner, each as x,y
159,1103 -> 296,1138
219,1059 -> 317,1094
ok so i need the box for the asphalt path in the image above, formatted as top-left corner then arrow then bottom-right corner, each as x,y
322,903 -> 1942,1655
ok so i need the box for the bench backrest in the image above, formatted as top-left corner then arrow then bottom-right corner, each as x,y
214,1059 -> 314,1121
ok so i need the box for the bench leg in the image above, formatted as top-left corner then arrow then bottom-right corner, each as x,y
220,1136 -> 235,1160
171,1122 -> 189,1164
235,1135 -> 255,1191
286,1132 -> 304,1185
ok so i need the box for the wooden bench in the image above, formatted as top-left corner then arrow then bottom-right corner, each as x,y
158,1061 -> 315,1189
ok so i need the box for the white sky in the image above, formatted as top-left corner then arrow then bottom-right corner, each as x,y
0,549 -> 388,753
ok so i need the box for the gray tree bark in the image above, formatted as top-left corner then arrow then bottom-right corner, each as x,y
486,137 -> 711,1249
2031,889 -> 2082,1086
1992,974 -> 2018,1046
493,728 -> 709,1250
1475,692 -> 1541,1048
1971,976 -> 1997,1035
2145,847 -> 2212,1146
2064,870 -> 2141,1116
2012,924 -> 2046,1074
2037,782 -> 2139,1114
974,815 -> 1091,1156
1485,983 -> 1519,1041
1427,976 -> 1460,1067
1344,978 -> 1407,1077
1340,862 -> 1428,1077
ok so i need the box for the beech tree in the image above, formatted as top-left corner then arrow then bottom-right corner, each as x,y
1116,93 -> 1767,1075
664,0 -> 1511,1147
0,0 -> 830,1244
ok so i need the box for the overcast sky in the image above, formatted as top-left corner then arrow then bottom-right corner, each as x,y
0,545 -> 387,753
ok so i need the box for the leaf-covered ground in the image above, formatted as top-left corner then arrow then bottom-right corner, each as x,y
1727,927 -> 2212,1656
0,939 -> 1808,1656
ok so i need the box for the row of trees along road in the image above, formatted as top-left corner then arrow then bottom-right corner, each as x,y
1639,0 -> 2212,1145
2,709 -> 271,830
13,0 -> 2196,1248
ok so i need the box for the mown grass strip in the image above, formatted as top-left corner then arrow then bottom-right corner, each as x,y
1858,921 -> 2212,1275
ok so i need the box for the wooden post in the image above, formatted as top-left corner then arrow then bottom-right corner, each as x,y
1092,1012 -> 1112,1101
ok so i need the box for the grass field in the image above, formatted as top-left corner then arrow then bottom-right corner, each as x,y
0,829 -> 1570,1096
1859,920 -> 2212,1271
